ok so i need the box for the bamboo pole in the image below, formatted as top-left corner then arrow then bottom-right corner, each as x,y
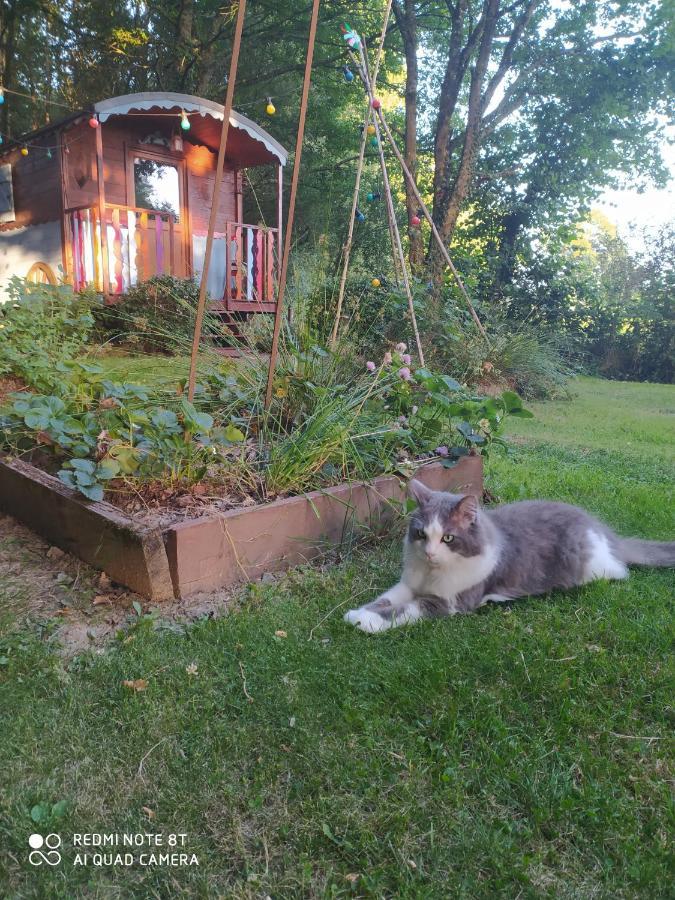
329,0 -> 394,348
264,0 -> 322,410
357,44 -> 426,367
187,0 -> 247,401
372,105 -> 490,345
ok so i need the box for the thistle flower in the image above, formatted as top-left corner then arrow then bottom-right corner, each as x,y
435,445 -> 449,457
383,351 -> 393,366
398,366 -> 411,381
366,360 -> 376,372
478,418 -> 491,432
401,353 -> 411,365
395,342 -> 407,352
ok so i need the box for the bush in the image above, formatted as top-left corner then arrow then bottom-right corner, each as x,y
93,275 -> 223,354
424,316 -> 575,400
0,277 -> 99,393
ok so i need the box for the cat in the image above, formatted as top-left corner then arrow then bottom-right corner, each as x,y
344,479 -> 675,633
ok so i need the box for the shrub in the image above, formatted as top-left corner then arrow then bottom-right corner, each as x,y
93,275 -> 224,353
0,277 -> 99,393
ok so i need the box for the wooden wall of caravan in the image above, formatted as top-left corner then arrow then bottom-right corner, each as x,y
62,122 -> 98,210
183,143 -> 239,233
0,133 -> 62,232
94,118 -> 239,230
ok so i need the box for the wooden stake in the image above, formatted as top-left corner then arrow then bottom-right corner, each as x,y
373,105 -> 490,345
358,45 -> 426,367
264,0 -> 321,409
330,0 -> 393,349
187,0 -> 247,401
94,119 -> 110,296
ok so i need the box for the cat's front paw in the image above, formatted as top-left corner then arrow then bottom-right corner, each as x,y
344,604 -> 393,633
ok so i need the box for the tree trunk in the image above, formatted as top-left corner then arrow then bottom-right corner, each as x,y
0,0 -> 16,136
428,0 -> 500,283
394,0 -> 424,271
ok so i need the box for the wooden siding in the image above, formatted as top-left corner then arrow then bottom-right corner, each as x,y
2,113 -> 245,278
184,142 -> 237,234
0,134 -> 62,231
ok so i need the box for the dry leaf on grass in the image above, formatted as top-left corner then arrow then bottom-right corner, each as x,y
123,678 -> 148,692
185,663 -> 198,676
142,806 -> 155,820
275,630 -> 288,638
345,873 -> 360,883
93,595 -> 113,606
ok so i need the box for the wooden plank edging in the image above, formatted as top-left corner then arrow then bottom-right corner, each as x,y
0,454 -> 483,600
0,456 -> 174,601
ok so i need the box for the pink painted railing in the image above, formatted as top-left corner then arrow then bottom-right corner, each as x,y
223,223 -> 278,310
64,204 -> 179,294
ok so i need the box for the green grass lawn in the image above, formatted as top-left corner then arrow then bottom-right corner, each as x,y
1,377 -> 673,898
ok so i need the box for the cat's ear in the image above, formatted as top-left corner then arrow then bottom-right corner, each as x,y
453,494 -> 479,528
408,479 -> 433,506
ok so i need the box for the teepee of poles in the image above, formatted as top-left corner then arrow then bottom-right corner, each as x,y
187,0 -> 488,412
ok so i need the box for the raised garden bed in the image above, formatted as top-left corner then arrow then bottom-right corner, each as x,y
0,454 -> 482,600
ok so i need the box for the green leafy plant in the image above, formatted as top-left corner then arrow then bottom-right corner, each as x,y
0,278 -> 99,392
93,275 -> 224,353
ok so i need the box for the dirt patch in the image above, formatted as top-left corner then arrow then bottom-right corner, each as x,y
0,375 -> 28,403
0,512 -> 235,655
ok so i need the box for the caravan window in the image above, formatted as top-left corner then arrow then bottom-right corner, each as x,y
133,157 -> 180,221
0,163 -> 15,224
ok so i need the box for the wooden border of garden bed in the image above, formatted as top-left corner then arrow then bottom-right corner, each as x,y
0,454 -> 482,600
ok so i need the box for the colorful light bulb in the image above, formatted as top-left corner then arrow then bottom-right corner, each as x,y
88,115 -> 99,128
342,66 -> 354,84
20,145 -> 28,156
371,278 -> 381,288
367,124 -> 376,136
266,98 -> 276,115
180,110 -> 191,131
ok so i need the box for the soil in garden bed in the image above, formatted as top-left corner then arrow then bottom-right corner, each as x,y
103,472 -> 269,529
0,375 -> 28,403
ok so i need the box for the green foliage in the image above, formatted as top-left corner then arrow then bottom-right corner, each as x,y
1,379 -> 672,898
0,279 -> 99,392
93,275 -> 223,354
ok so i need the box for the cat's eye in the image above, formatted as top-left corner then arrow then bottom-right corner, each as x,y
441,533 -> 455,543
414,528 -> 426,540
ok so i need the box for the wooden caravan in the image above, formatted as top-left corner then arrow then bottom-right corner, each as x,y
0,92 -> 286,313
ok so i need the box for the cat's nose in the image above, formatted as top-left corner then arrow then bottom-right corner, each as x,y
425,551 -> 435,561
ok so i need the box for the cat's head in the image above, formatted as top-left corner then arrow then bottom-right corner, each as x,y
406,480 -> 483,565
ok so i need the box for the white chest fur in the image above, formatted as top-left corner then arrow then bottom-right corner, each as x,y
402,541 -> 499,605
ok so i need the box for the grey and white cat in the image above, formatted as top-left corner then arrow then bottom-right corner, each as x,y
344,480 -> 675,633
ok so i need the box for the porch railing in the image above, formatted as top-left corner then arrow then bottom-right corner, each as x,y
65,205 -> 278,309
223,222 -> 278,310
64,204 -> 179,294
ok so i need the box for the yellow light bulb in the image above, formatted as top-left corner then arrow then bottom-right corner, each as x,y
266,99 -> 276,116
371,278 -> 381,288
367,124 -> 376,136
20,146 -> 28,156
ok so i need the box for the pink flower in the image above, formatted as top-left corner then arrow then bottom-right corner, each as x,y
435,445 -> 449,457
383,351 -> 393,366
401,353 -> 411,365
398,366 -> 411,381
395,342 -> 407,352
398,415 -> 408,425
366,360 -> 376,372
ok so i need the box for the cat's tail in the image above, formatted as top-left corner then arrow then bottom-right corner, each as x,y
616,538 -> 675,567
